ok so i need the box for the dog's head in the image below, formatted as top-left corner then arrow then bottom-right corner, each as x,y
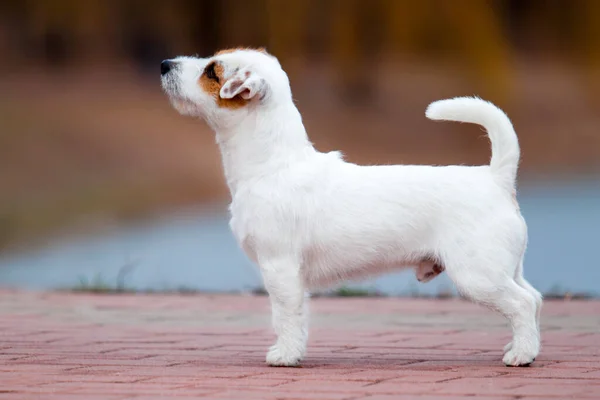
160,48 -> 290,127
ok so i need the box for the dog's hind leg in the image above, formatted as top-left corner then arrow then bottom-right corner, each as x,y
515,259 -> 542,332
504,259 -> 542,354
260,256 -> 308,367
445,248 -> 539,367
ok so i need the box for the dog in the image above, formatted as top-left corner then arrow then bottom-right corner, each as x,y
160,48 -> 542,368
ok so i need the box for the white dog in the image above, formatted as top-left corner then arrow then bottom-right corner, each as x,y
160,48 -> 542,368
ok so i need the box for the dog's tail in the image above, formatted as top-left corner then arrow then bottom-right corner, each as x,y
425,96 -> 520,192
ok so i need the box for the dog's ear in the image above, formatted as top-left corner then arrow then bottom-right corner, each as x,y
220,69 -> 268,101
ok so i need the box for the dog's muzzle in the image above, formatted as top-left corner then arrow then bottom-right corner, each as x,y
161,60 -> 175,76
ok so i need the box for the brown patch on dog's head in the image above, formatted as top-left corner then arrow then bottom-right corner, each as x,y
198,61 -> 248,110
215,47 -> 267,56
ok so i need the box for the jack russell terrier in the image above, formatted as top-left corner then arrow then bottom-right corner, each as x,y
160,48 -> 542,367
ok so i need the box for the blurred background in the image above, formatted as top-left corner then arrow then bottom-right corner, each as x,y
0,0 -> 598,296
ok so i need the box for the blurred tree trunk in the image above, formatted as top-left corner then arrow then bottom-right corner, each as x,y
442,0 -> 512,105
188,0 -> 222,55
24,0 -> 76,67
383,0 -> 429,57
152,0 -> 194,56
265,0 -> 310,76
219,0 -> 267,50
330,0 -> 375,105
70,1 -> 118,67
575,0 -> 600,105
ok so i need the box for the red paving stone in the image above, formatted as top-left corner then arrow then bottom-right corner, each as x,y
0,290 -> 599,399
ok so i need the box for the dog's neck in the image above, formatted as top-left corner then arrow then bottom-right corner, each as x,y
214,103 -> 315,196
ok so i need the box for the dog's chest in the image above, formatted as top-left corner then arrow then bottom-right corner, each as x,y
227,199 -> 291,262
227,188 -> 319,261
228,212 -> 257,262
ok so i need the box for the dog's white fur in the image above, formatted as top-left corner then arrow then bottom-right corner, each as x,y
161,49 -> 542,367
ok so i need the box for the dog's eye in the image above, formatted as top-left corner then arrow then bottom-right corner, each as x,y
204,62 -> 219,83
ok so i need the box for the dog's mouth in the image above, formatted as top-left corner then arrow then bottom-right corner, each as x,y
160,76 -> 191,112
161,74 -> 181,97
162,87 -> 205,118
167,95 -> 199,117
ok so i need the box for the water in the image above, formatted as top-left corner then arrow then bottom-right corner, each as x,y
0,178 -> 599,296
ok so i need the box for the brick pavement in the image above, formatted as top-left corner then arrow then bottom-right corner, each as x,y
1,290 -> 599,399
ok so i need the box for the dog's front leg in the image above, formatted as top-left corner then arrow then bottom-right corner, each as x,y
260,257 -> 307,367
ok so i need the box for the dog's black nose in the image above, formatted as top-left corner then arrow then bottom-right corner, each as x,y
161,60 -> 174,76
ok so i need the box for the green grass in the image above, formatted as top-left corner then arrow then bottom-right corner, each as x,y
67,276 -> 207,295
70,273 -> 124,294
331,286 -> 383,297
543,284 -> 593,300
63,280 -> 594,300
68,261 -> 137,294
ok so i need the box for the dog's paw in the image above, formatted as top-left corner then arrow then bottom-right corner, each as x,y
266,343 -> 304,367
503,341 -> 513,354
503,346 -> 537,367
